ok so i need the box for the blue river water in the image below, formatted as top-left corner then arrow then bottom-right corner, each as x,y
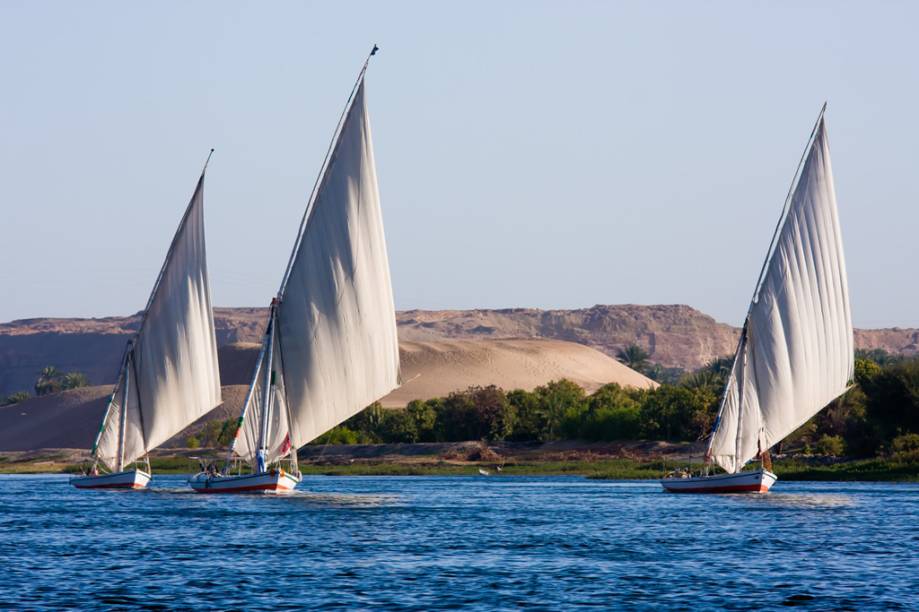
0,475 -> 916,610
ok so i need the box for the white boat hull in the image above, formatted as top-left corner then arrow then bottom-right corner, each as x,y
660,469 -> 777,494
70,469 -> 151,490
188,470 -> 301,494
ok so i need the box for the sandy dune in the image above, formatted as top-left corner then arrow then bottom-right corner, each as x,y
0,338 -> 654,451
0,385 -> 252,452
0,385 -> 112,451
381,338 -> 657,408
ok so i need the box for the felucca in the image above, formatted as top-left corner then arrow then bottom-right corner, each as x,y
661,105 -> 853,494
71,153 -> 223,490
189,47 -> 400,494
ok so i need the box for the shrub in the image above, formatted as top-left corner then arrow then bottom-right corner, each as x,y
638,385 -> 717,442
217,418 -> 238,446
61,372 -> 89,390
468,386 -> 516,442
185,435 -> 200,449
532,380 -> 586,441
581,405 -> 642,441
378,409 -> 418,443
314,426 -> 360,445
891,433 -> 919,461
506,388 -> 543,441
406,400 -> 437,442
1,391 -> 30,406
816,434 -> 845,457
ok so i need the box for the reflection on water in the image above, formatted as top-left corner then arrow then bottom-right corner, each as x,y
0,475 -> 916,609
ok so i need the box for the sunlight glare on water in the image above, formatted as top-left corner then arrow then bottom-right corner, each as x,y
0,475 -> 916,610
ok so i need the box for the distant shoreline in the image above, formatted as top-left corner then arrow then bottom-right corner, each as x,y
2,442 -> 917,482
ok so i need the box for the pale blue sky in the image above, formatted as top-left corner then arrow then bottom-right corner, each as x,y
1,1 -> 917,327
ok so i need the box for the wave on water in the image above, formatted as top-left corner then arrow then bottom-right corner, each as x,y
743,492 -> 856,509
146,485 -> 401,507
285,490 -> 402,507
2,476 -> 915,609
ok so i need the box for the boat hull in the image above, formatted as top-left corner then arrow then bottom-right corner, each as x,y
660,469 -> 777,494
188,470 -> 300,494
70,469 -> 151,490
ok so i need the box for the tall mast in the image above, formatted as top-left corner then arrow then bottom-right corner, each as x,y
116,352 -> 131,472
90,343 -> 131,461
278,46 -> 379,299
223,330 -> 268,473
705,104 -> 828,461
257,302 -> 277,471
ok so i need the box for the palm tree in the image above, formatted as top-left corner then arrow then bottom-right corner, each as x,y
680,368 -> 720,390
35,366 -> 61,396
617,344 -> 650,373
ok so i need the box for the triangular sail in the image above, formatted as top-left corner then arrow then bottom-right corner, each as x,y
276,78 -> 400,450
707,115 -> 853,473
93,173 -> 222,471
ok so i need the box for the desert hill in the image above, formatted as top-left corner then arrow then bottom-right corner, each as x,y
384,338 -> 656,407
0,384 -> 252,452
1,304 -> 917,398
212,338 -> 657,409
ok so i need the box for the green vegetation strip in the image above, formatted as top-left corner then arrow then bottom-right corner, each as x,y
3,455 -> 915,481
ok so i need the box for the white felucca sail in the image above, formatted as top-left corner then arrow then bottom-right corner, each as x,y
227,50 -> 400,476
705,107 -> 854,475
90,161 -> 222,475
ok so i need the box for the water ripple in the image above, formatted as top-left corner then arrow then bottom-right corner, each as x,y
0,475 -> 916,609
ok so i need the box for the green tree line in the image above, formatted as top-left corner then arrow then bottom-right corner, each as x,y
314,349 -> 919,462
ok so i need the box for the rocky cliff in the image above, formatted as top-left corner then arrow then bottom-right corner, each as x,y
1,304 -> 917,397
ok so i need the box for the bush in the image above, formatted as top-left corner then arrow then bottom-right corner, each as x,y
61,372 -> 89,390
468,386 -> 516,441
185,435 -> 200,449
816,434 -> 845,457
406,400 -> 437,442
785,419 -> 819,453
859,359 -> 919,445
506,389 -> 543,441
891,433 -> 919,461
1,391 -> 30,406
378,409 -> 418,443
638,385 -> 717,442
314,426 -> 360,445
581,405 -> 642,441
532,380 -> 586,441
